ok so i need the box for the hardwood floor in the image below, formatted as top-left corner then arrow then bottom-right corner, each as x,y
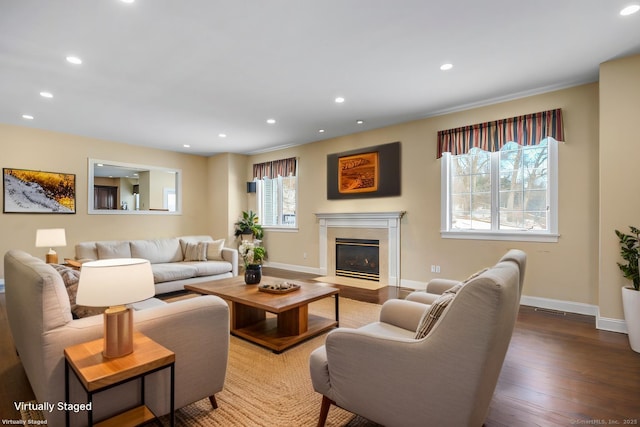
1,268 -> 639,425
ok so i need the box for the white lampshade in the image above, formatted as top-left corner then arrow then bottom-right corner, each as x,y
35,228 -> 67,248
76,258 -> 155,307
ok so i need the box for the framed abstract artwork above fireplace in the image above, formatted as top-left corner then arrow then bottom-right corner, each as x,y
327,141 -> 401,199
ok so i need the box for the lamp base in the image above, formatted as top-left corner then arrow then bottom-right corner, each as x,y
45,253 -> 58,264
103,306 -> 134,358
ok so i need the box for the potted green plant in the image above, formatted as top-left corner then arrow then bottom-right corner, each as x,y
234,210 -> 264,240
615,226 -> 640,353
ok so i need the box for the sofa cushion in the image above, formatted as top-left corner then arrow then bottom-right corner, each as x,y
131,238 -> 183,264
414,292 -> 455,339
184,242 -> 208,261
182,261 -> 233,277
96,241 -> 131,259
151,263 -> 198,283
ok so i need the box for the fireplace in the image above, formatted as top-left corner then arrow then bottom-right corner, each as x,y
315,211 -> 405,286
335,238 -> 380,281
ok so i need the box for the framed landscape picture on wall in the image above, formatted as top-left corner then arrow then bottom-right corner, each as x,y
327,141 -> 401,199
3,168 -> 76,214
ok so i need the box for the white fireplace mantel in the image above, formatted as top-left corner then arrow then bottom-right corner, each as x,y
315,211 -> 405,286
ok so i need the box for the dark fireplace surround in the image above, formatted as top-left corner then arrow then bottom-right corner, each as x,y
335,238 -> 380,282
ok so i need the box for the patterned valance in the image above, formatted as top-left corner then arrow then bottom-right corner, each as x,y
252,157 -> 297,179
437,108 -> 564,158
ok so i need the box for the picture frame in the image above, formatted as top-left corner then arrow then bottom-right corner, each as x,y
327,141 -> 401,199
3,168 -> 76,214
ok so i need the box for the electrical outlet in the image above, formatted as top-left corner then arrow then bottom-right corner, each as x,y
303,252 -> 307,259
435,265 -> 441,273
430,265 -> 436,273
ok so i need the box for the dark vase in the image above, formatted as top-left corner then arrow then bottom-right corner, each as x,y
244,264 -> 262,284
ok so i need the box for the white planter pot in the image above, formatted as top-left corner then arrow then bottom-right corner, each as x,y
622,286 -> 640,353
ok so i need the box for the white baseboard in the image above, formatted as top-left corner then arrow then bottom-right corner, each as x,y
262,264 -> 628,335
520,295 -> 628,334
263,261 -> 322,276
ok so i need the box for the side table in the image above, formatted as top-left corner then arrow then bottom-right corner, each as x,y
64,332 -> 175,427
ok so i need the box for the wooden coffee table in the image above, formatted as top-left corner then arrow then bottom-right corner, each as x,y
185,276 -> 339,353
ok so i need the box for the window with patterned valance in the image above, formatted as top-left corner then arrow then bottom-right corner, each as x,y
437,109 -> 564,158
252,157 -> 298,228
252,157 -> 297,179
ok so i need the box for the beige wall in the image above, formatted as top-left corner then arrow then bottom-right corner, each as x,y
4,53 -> 639,323
0,124 -> 211,276
599,54 -> 640,319
246,83 -> 600,308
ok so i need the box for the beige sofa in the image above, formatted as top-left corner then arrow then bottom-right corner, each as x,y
309,250 -> 525,427
75,235 -> 238,295
5,249 -> 230,426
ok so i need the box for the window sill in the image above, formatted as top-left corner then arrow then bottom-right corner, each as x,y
262,226 -> 298,233
441,230 -> 559,243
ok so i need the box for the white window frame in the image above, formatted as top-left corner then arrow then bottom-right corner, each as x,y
256,174 -> 298,231
441,139 -> 559,242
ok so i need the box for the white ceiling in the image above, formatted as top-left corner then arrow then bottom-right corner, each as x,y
1,1 -> 639,157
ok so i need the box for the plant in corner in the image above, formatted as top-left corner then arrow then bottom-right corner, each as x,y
615,226 -> 640,353
234,210 -> 264,240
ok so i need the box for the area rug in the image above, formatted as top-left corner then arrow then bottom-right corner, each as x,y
22,297 -> 382,426
313,276 -> 386,291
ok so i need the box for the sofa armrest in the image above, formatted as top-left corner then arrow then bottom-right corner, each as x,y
405,292 -> 439,305
425,278 -> 462,294
222,247 -> 238,276
43,296 -> 229,425
379,299 -> 430,332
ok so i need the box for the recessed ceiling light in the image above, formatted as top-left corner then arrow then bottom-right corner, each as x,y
121,0 -> 135,3
183,144 -> 191,148
440,63 -> 453,71
319,129 -> 325,133
356,120 -> 364,125
22,114 -> 34,120
66,56 -> 82,65
40,91 -> 53,98
620,4 -> 640,15
335,97 -> 345,103
266,119 -> 276,124
218,133 -> 227,138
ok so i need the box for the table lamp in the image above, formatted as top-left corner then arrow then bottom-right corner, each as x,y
76,258 -> 155,358
35,228 -> 67,264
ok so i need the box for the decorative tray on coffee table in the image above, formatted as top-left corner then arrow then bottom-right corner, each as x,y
258,281 -> 301,294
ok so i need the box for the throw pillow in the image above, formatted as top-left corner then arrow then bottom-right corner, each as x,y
184,241 -> 208,262
50,264 -> 105,319
414,292 -> 455,339
206,238 -> 225,261
462,267 -> 490,284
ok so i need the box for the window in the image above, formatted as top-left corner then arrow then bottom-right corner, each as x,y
253,157 -> 297,229
441,138 -> 558,242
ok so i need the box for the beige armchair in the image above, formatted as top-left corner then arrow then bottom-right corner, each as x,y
309,250 -> 525,427
406,248 -> 527,305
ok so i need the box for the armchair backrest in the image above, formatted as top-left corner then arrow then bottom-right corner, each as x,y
417,257 -> 521,426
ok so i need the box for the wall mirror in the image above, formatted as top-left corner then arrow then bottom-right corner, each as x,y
88,158 -> 182,215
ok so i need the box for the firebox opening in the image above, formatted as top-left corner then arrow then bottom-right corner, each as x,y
335,238 -> 380,282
